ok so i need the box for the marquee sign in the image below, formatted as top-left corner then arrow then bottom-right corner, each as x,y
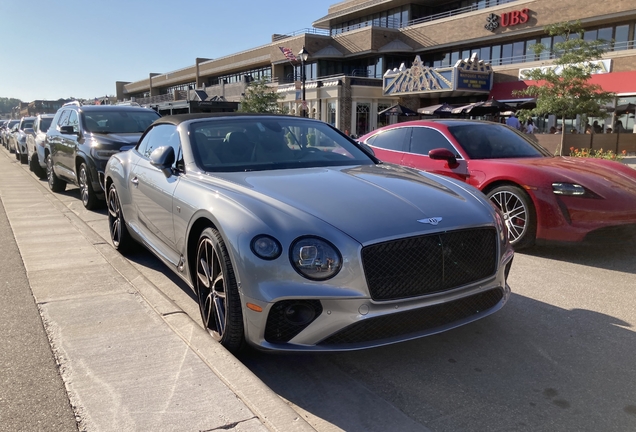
383,54 -> 493,96
485,8 -> 530,32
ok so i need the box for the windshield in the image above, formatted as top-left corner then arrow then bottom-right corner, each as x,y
83,110 -> 159,134
40,117 -> 53,132
7,120 -> 19,128
21,120 -> 34,130
190,118 -> 374,172
448,123 -> 551,159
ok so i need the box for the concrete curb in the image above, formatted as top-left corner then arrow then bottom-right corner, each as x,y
0,148 -> 315,432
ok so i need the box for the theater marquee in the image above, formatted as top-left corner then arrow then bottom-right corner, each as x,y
383,54 -> 493,96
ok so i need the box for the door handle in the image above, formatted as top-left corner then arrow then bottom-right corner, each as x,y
131,177 -> 139,186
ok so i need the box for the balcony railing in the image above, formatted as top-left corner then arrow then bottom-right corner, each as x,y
406,0 -> 517,27
272,28 -> 330,42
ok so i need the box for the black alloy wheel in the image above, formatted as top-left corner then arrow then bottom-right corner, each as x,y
46,154 -> 66,193
78,162 -> 101,210
195,227 -> 244,353
487,184 -> 537,249
107,184 -> 134,253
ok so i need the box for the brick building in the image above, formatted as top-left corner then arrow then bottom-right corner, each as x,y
116,0 -> 636,135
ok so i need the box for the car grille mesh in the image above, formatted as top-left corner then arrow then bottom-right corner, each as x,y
264,300 -> 323,343
361,228 -> 497,301
318,288 -> 504,346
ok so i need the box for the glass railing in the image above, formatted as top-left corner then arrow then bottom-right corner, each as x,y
406,0 -> 517,27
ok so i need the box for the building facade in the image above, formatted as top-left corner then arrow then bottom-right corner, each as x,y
116,0 -> 636,135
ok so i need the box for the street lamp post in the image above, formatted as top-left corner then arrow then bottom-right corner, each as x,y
298,46 -> 310,117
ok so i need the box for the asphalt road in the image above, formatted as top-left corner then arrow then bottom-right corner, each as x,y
6,153 -> 636,432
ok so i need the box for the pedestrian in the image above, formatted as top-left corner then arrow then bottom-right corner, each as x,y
549,126 -> 557,134
525,119 -> 535,134
506,113 -> 522,131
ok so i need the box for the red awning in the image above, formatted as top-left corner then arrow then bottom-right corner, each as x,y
490,70 -> 636,101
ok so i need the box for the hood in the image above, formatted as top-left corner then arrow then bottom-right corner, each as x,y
207,164 -> 495,245
484,156 -> 636,197
87,132 -> 142,148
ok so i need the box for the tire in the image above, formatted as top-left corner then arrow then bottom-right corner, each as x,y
46,154 -> 66,193
78,162 -> 102,210
20,151 -> 28,164
107,183 -> 134,253
195,227 -> 245,353
487,185 -> 536,249
30,155 -> 46,179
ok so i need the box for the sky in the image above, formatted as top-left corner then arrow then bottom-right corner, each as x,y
0,0 -> 335,102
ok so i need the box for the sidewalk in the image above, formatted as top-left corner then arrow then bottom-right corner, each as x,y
0,149 -> 315,431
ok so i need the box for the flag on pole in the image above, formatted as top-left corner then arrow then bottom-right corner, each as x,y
279,46 -> 297,62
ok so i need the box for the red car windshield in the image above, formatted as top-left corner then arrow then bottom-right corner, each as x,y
447,123 -> 551,159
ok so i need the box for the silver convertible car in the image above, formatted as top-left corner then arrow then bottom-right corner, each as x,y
104,113 -> 514,352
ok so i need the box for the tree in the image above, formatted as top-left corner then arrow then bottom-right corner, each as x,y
0,97 -> 22,115
514,21 -> 615,155
238,79 -> 287,114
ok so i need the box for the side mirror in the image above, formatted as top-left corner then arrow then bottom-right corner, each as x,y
429,148 -> 458,167
24,127 -> 35,135
60,125 -> 77,135
149,146 -> 176,177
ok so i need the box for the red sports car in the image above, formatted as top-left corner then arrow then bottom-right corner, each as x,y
359,120 -> 636,249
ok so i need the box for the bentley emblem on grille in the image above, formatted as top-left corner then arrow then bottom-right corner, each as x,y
418,217 -> 443,225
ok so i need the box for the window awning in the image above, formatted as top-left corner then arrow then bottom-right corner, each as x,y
489,70 -> 636,101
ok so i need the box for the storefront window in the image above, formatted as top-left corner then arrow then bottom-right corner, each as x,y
614,25 -> 629,50
598,27 -> 613,50
525,40 -> 537,62
512,41 -> 525,63
356,103 -> 371,137
480,47 -> 491,62
491,45 -> 501,65
328,102 -> 337,127
501,43 -> 512,65
377,103 -> 392,129
540,37 -> 552,60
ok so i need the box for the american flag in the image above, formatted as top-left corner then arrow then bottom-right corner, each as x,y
279,46 -> 297,62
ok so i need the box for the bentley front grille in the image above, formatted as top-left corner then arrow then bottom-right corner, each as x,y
361,228 -> 497,301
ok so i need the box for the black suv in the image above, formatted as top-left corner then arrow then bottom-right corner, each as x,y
46,102 -> 160,209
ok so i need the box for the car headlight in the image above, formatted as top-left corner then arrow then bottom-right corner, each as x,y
91,148 -> 120,160
251,235 -> 282,260
290,236 -> 342,281
552,182 -> 585,196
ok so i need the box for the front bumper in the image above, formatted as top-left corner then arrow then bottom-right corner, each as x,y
241,251 -> 513,352
532,187 -> 636,243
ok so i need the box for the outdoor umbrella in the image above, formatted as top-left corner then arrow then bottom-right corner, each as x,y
614,103 -> 636,116
516,99 -> 537,110
465,98 -> 515,116
378,104 -> 418,116
450,103 -> 477,115
417,103 -> 454,116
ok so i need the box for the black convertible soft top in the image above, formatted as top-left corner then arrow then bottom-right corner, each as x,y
153,112 -> 315,126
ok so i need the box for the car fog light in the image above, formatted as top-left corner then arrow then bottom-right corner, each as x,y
284,302 -> 317,325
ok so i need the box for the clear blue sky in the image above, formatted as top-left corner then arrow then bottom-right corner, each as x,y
0,0 -> 334,102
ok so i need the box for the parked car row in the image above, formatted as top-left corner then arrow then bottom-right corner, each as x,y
2,109 -> 515,353
44,102 -> 161,209
0,119 -> 21,153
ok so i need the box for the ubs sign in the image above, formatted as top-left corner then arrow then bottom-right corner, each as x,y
485,8 -> 530,32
